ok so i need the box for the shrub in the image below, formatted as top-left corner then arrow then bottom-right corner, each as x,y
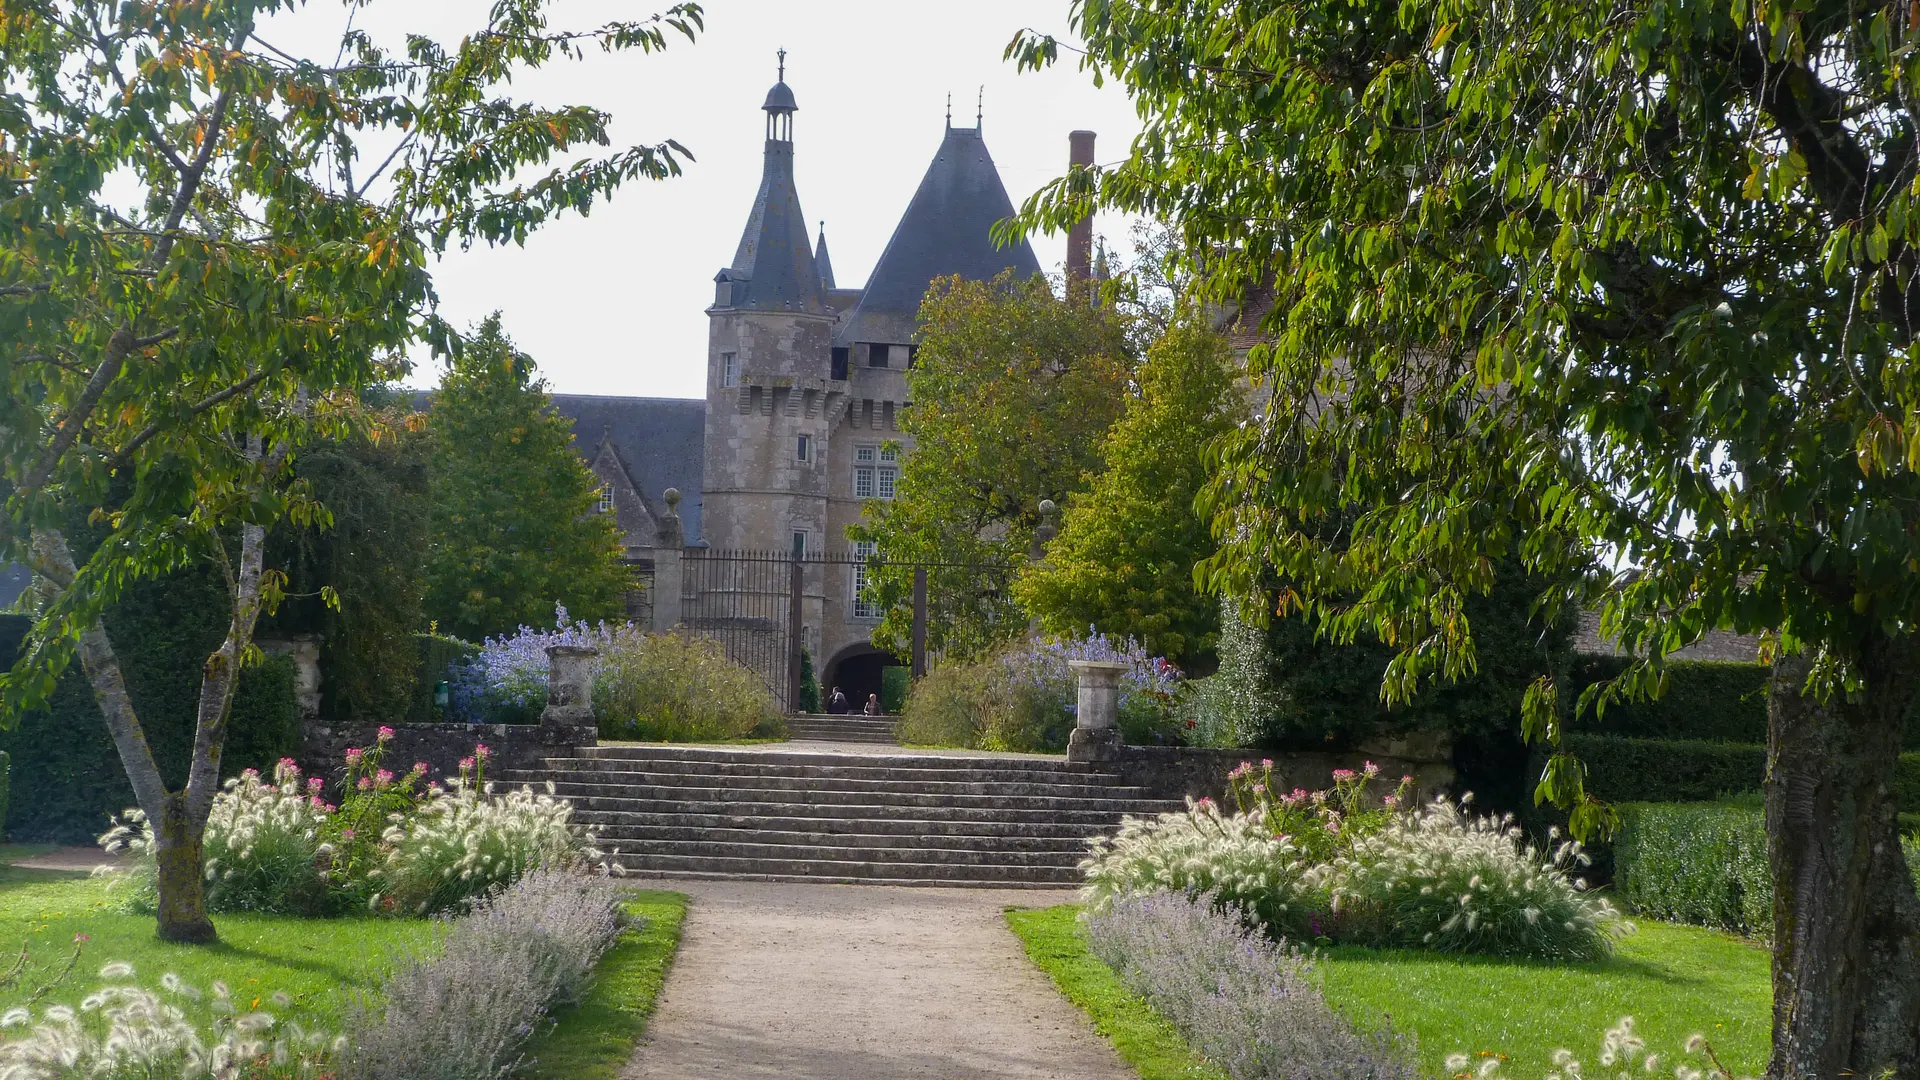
881,664 -> 909,714
447,605 -> 638,724
1613,802 -> 1770,937
409,633 -> 481,722
1084,890 -> 1418,1080
899,631 -> 1182,751
1564,733 -> 1767,803
374,766 -> 602,915
1328,798 -> 1624,960
341,869 -> 627,1080
1082,799 -> 1321,938
1565,657 -> 1773,743
797,649 -> 821,713
595,631 -> 784,742
0,965 -> 341,1079
0,749 -> 9,842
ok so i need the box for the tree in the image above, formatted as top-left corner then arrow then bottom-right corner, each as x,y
850,272 -> 1132,658
1015,317 -> 1234,668
1,0 -> 700,942
1010,2 -> 1920,1072
424,316 -> 628,642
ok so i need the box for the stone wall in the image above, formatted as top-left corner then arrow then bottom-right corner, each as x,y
299,721 -> 593,793
1112,737 -> 1456,804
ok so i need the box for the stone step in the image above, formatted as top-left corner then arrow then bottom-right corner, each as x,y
787,730 -> 896,744
607,850 -> 1083,885
537,781 -> 1179,813
516,768 -> 1148,800
568,799 -> 1164,827
579,744 -> 1090,774
600,837 -> 1084,868
573,811 -> 1122,840
521,757 -> 1129,785
590,823 -> 1097,853
615,867 -> 1075,890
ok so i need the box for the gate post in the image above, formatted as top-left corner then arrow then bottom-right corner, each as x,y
911,566 -> 928,679
787,554 -> 804,714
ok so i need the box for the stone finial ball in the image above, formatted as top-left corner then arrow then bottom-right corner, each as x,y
663,487 -> 681,508
1038,498 -> 1056,517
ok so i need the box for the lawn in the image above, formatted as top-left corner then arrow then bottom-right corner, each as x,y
521,889 -> 688,1080
0,859 -> 440,1030
1009,905 -> 1772,1080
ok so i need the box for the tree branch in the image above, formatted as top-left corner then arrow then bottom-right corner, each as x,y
111,367 -> 272,469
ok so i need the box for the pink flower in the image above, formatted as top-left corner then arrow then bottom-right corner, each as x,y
375,769 -> 395,785
459,756 -> 475,771
377,726 -> 395,743
412,762 -> 430,775
474,744 -> 492,760
344,747 -> 363,763
1331,768 -> 1356,782
240,768 -> 260,779
278,757 -> 299,771
357,777 -> 373,791
310,796 -> 330,810
308,777 -> 325,792
341,829 -> 356,842
1402,774 -> 1416,785
1261,759 -> 1274,769
1196,796 -> 1215,808
1363,761 -> 1380,777
74,932 -> 90,943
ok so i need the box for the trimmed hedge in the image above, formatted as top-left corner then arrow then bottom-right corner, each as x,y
0,749 -> 9,842
1567,733 -> 1920,811
1569,656 -> 1920,749
1615,803 -> 1771,936
0,571 -> 301,843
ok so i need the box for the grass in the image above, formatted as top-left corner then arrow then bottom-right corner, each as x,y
1005,906 -> 1227,1080
520,889 -> 688,1080
0,862 -> 440,1030
1009,904 -> 1771,1080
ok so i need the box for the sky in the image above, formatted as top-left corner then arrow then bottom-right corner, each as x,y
259,1 -> 1144,399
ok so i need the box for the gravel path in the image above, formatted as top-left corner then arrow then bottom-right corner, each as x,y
619,879 -> 1134,1080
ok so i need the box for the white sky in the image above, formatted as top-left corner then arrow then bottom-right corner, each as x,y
262,1 -> 1143,398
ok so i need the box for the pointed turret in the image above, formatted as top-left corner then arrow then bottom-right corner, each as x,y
814,221 -> 836,290
836,123 -> 1042,345
719,50 -> 825,315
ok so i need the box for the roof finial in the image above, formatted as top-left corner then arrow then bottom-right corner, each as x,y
945,92 -> 952,131
976,85 -> 984,129
777,47 -> 786,81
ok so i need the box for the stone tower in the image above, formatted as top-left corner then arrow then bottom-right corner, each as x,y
700,52 -> 838,558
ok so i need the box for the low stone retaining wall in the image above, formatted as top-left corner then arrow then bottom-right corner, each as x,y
1112,737 -> 1456,805
299,721 -> 594,790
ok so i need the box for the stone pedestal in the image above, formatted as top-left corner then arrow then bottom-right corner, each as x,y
540,645 -> 599,731
1066,659 -> 1129,763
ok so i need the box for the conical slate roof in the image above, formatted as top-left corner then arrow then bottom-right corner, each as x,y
836,126 -> 1042,345
724,84 -> 826,315
814,222 -> 836,290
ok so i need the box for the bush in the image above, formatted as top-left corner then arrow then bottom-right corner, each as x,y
595,632 -> 784,742
409,633 -> 481,723
898,631 -> 1181,751
881,664 -> 909,714
1084,890 -> 1418,1080
0,967 -> 341,1080
1565,657 -> 1773,743
1566,733 -> 1767,804
1328,799 -> 1623,960
375,772 -> 602,915
0,610 -> 298,845
341,869 -> 626,1080
0,750 -> 9,842
1083,799 -> 1319,937
1613,802 -> 1771,937
797,649 -> 821,713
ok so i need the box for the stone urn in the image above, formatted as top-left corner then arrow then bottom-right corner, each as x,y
540,645 -> 599,729
1066,659 -> 1129,763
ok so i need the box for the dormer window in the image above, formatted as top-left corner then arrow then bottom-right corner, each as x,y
596,485 -> 615,514
722,351 -> 739,388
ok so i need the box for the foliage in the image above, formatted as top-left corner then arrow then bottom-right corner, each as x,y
341,869 -> 627,1080
0,750 -> 8,842
880,665 -> 909,715
1082,799 -> 1317,937
1327,799 -> 1624,961
1087,768 -> 1622,960
423,318 -> 630,642
594,632 -> 784,743
1016,317 -> 1237,668
0,966 -> 342,1080
851,272 -> 1133,659
1005,905 -> 1231,1080
0,608 -> 295,846
1458,1016 -> 1757,1080
1083,890 -> 1419,1080
797,650 -> 821,714
1564,659 -> 1774,745
898,631 -> 1181,751
409,634 -> 481,724
1614,803 -> 1772,938
448,605 -> 640,724
1562,735 -> 1768,806
517,891 -> 687,1080
1173,600 -> 1279,749
265,402 -> 431,723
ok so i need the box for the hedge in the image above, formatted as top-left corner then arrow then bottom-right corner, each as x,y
0,749 -> 10,843
1617,802 -> 1920,938
406,632 -> 480,723
1568,656 -> 1920,749
1567,733 -> 1920,811
1615,803 -> 1772,936
0,570 -> 301,844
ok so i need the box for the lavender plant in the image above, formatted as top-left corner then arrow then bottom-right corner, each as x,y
341,870 -> 628,1080
0,963 -> 341,1079
1084,890 -> 1417,1080
372,762 -> 603,915
1082,799 -> 1323,937
1329,797 -> 1626,960
448,604 -> 645,722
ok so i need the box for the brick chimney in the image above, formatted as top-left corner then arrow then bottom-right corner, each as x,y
1065,130 -> 1096,296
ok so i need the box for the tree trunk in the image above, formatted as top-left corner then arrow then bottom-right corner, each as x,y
1767,640 -> 1920,1080
152,792 -> 216,944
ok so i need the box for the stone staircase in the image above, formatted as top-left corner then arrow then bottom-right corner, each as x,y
501,743 -> 1185,887
785,713 -> 897,744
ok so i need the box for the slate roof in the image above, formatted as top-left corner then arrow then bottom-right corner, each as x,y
548,395 -> 707,543
814,223 -> 836,290
725,83 -> 827,315
836,125 -> 1043,346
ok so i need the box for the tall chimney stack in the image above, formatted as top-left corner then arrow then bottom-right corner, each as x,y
1065,130 -> 1097,297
